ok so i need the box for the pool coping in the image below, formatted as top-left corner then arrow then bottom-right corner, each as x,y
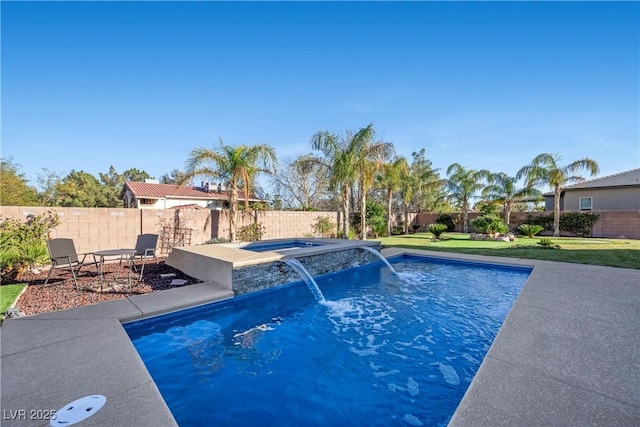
2,250 -> 639,426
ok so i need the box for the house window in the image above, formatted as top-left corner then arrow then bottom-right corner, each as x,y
139,198 -> 155,205
579,197 -> 592,211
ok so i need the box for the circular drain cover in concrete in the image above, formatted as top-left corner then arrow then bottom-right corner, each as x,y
50,395 -> 106,426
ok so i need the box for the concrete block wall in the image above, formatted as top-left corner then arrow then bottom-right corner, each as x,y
212,210 -> 341,240
1,206 -> 213,255
413,210 -> 640,239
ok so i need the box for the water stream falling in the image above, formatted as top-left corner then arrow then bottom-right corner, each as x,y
361,246 -> 397,275
283,259 -> 326,303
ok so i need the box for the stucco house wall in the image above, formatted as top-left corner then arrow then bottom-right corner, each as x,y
561,187 -> 640,211
544,169 -> 640,212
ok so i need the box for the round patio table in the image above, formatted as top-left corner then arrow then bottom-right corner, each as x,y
94,249 -> 137,292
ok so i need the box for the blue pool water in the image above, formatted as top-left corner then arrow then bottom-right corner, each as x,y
125,255 -> 530,426
243,240 -> 325,252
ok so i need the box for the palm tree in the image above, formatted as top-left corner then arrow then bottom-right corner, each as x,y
376,156 -> 408,236
446,163 -> 491,233
482,172 -> 542,227
311,123 -> 393,239
310,131 -> 355,238
399,153 -> 444,234
183,139 -> 277,242
351,124 -> 394,240
517,153 -> 598,236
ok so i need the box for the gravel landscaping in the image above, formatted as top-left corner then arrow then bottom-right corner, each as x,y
12,258 -> 197,316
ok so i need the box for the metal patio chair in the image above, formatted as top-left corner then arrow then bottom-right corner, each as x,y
130,233 -> 159,280
44,238 -> 99,291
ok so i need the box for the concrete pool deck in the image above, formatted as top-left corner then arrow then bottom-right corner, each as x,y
1,249 -> 639,426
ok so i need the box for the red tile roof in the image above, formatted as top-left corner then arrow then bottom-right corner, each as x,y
123,182 -> 262,201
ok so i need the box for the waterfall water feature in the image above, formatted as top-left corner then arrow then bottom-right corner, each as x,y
361,246 -> 397,275
283,259 -> 326,303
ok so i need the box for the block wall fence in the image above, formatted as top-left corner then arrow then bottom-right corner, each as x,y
411,210 -> 640,239
0,206 -> 342,255
1,206 -> 637,255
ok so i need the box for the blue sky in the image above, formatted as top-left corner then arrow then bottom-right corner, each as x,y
2,1 -> 639,192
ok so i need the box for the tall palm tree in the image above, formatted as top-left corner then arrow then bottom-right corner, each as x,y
310,131 -> 355,238
446,163 -> 491,233
351,124 -> 394,240
517,153 -> 598,236
399,154 -> 444,234
482,172 -> 542,227
183,139 -> 277,242
311,123 -> 393,239
376,156 -> 409,236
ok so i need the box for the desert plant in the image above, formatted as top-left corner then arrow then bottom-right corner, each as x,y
518,224 -> 544,238
537,238 -> 558,248
428,223 -> 448,239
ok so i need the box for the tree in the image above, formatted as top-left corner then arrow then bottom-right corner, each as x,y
121,168 -> 153,183
482,172 -> 542,226
310,131 -> 357,239
398,151 -> 444,234
376,156 -> 408,236
36,168 -> 62,207
446,163 -> 491,233
351,124 -> 394,239
269,155 -> 331,210
99,166 -> 125,207
311,123 -> 394,240
409,149 -> 447,213
160,169 -> 188,185
183,139 -> 277,242
517,153 -> 599,236
0,158 -> 39,206
55,170 -> 111,207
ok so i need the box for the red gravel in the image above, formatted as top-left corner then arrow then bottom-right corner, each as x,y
13,258 -> 197,316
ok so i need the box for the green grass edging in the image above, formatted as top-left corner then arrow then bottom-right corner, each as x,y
376,233 -> 640,269
1,284 -> 26,316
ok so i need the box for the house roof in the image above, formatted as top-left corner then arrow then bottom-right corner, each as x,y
122,181 -> 262,201
543,168 -> 640,196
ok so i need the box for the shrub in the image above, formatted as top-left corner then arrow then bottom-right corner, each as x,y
470,214 -> 508,236
525,214 -> 554,231
0,211 -> 60,283
236,222 -> 265,242
537,238 -> 560,249
435,214 -> 457,232
559,212 -> 600,237
525,212 -> 600,236
428,223 -> 448,238
311,216 -> 336,238
518,224 -> 544,238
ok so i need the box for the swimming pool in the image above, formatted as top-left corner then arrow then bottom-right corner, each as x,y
242,240 -> 326,252
125,255 -> 530,426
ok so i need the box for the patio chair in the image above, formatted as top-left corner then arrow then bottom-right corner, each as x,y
131,234 -> 158,280
44,238 -> 99,291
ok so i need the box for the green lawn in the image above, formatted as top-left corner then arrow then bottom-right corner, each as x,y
376,233 -> 640,269
1,284 -> 25,316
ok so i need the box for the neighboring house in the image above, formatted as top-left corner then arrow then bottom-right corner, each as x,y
544,168 -> 640,212
121,180 -> 265,209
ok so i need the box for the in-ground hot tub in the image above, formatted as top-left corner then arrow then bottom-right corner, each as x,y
166,238 -> 385,295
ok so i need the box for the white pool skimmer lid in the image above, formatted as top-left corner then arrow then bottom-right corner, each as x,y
50,395 -> 106,426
